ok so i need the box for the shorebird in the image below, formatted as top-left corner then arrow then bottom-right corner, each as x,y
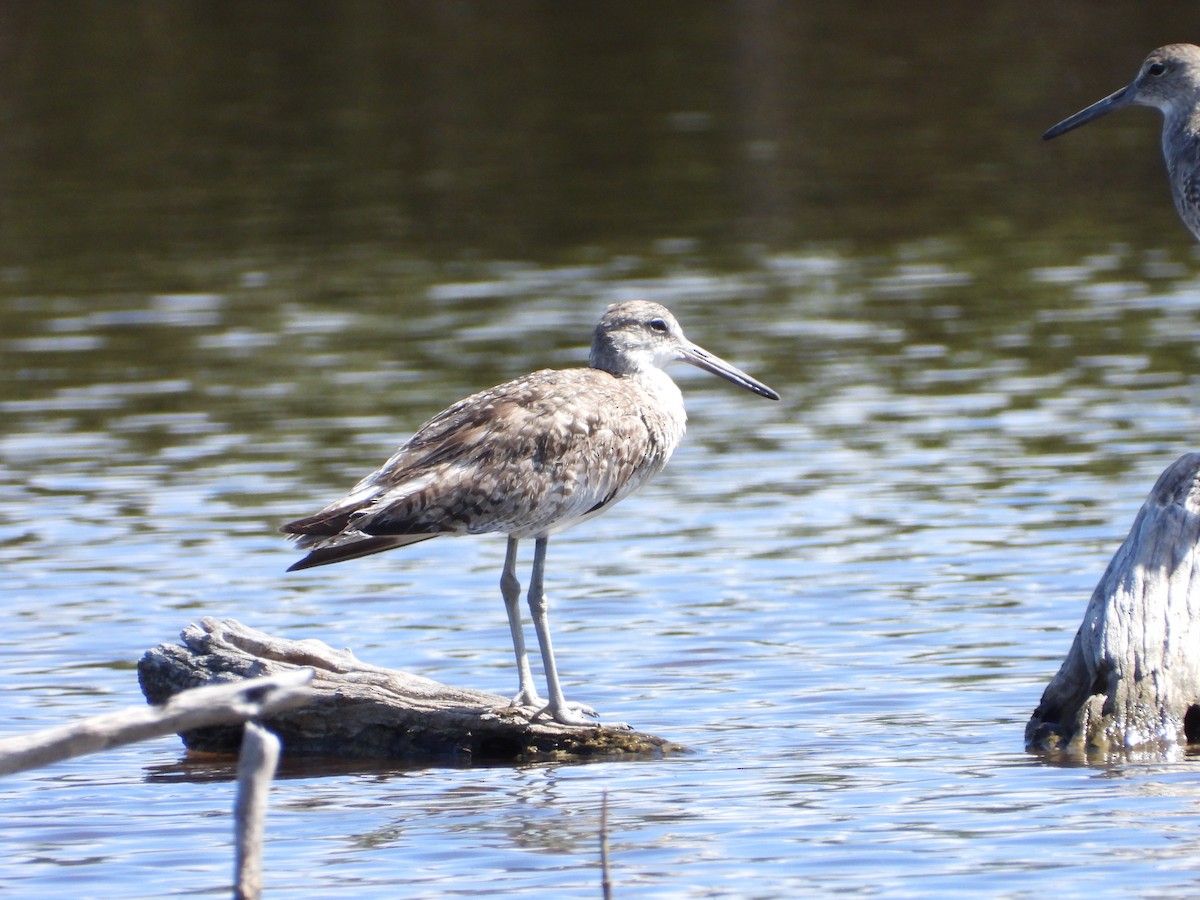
283,300 -> 779,726
1043,43 -> 1200,241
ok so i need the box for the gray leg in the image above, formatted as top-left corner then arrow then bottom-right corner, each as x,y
501,537 -> 542,707
527,536 -> 598,726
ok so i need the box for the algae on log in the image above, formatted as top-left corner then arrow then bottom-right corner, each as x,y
139,618 -> 678,764
1027,452 -> 1200,754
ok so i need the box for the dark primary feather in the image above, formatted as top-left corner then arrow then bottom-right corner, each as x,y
284,534 -> 433,571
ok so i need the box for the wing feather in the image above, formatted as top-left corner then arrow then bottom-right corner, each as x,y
282,366 -> 680,566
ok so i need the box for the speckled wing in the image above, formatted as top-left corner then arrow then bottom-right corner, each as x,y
353,368 -> 677,536
282,367 -> 681,567
1173,164 -> 1200,240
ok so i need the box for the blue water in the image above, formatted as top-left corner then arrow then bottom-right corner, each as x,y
4,249 -> 1200,897
8,3 -> 1200,895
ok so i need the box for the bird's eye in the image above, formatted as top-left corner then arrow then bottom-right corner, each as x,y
648,318 -> 669,333
1148,61 -> 1167,77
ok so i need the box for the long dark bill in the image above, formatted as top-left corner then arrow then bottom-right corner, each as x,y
1043,85 -> 1132,140
681,342 -> 780,401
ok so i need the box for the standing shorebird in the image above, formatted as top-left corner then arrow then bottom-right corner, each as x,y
1043,43 -> 1200,241
283,300 -> 780,726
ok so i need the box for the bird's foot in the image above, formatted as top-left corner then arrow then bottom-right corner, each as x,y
508,688 -> 547,710
532,700 -> 615,728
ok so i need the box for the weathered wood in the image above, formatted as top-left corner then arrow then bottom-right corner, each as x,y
138,618 -> 678,764
0,670 -> 312,777
234,722 -> 281,900
600,790 -> 612,900
1027,452 -> 1200,754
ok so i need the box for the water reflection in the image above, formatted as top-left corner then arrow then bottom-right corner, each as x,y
5,1 -> 1198,288
8,242 -> 1200,894
6,1 -> 1200,897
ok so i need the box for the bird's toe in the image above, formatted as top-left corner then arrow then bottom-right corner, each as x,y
533,699 -> 604,727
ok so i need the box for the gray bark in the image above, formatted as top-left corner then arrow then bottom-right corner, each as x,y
234,722 -> 281,900
139,618 -> 677,764
0,669 -> 311,776
1027,452 -> 1200,754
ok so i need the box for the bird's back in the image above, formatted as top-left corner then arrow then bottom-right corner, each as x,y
283,366 -> 686,551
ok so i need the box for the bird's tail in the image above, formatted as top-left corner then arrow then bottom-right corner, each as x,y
285,534 -> 435,571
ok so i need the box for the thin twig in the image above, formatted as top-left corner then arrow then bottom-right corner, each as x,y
234,722 -> 282,900
601,790 -> 612,900
0,669 -> 313,776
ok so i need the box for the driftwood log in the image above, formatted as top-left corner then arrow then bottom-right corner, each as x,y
1027,452 -> 1200,754
139,618 -> 677,764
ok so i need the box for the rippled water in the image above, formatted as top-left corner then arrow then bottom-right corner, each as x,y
5,246 -> 1200,898
8,2 -> 1200,897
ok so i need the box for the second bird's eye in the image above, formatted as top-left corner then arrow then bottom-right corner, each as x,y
648,318 -> 669,333
1148,62 -> 1167,77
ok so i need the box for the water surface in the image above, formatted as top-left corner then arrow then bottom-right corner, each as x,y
4,3 -> 1200,897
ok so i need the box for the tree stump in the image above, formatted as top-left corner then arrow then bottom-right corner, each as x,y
139,618 -> 677,764
1027,452 -> 1200,754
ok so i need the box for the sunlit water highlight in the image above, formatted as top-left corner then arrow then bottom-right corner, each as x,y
5,246 -> 1200,896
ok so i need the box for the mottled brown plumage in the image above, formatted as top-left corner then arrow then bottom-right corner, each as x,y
1044,43 -> 1200,241
283,300 -> 779,725
286,369 -> 680,549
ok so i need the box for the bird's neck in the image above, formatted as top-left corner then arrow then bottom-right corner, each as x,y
1163,102 -> 1200,149
1163,111 -> 1200,182
629,365 -> 686,425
